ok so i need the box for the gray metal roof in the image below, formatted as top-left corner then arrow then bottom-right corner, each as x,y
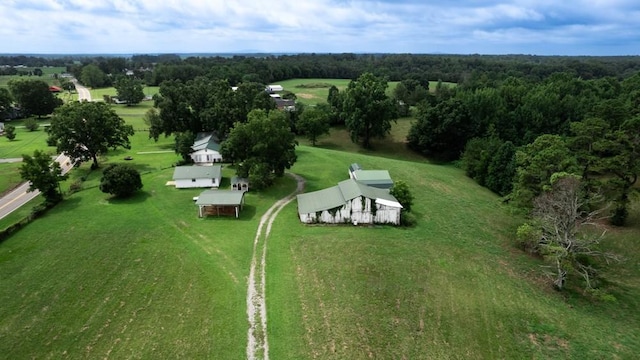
173,165 -> 221,180
196,190 -> 245,206
352,169 -> 393,188
296,186 -> 345,214
191,132 -> 221,152
297,179 -> 400,214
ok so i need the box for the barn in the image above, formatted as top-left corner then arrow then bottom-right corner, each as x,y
296,179 -> 402,225
172,165 -> 222,189
196,190 -> 246,218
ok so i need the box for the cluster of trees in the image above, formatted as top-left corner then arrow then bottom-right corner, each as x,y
405,72 -> 639,225
7,78 -> 63,118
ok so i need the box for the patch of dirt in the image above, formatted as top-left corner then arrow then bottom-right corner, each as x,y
297,93 -> 315,99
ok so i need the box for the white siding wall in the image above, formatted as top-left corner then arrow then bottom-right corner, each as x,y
191,150 -> 223,165
298,196 -> 401,225
175,178 -> 219,189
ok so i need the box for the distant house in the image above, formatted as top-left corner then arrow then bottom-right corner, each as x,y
196,190 -> 246,218
49,85 -> 62,93
190,132 -> 223,165
296,179 -> 402,225
231,176 -> 249,191
348,163 -> 394,189
266,84 -> 283,93
173,165 -> 222,189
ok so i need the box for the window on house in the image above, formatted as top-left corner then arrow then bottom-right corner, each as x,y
192,178 -> 196,182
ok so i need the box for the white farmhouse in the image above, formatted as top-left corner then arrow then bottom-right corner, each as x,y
296,179 -> 402,225
172,165 -> 222,189
190,132 -> 223,165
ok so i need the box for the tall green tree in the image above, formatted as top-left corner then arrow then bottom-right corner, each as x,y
0,88 -> 13,119
47,101 -> 134,169
343,73 -> 397,149
601,117 -> 640,225
99,164 -> 143,198
80,64 -> 107,88
297,106 -> 330,146
407,98 -> 476,160
20,150 -> 67,204
4,124 -> 16,141
221,109 -> 297,189
114,76 -> 145,105
8,79 -> 62,118
512,134 -> 580,207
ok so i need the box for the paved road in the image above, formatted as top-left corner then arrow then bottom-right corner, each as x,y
0,153 -> 74,220
73,79 -> 92,101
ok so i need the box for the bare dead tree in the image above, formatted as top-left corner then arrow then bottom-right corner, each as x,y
532,174 -> 619,290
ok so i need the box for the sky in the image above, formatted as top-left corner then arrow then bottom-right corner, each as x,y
1,0 -> 639,56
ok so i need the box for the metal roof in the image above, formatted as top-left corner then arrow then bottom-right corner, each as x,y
191,132 -> 221,152
172,165 -> 221,180
297,179 -> 401,214
196,190 -> 245,206
296,186 -> 345,214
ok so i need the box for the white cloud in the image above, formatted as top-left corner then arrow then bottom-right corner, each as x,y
0,0 -> 638,54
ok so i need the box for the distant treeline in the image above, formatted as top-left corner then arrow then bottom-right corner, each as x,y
3,53 -> 640,86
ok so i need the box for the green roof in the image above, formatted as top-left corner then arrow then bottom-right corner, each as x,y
352,169 -> 393,188
296,186 -> 345,214
297,179 -> 400,214
192,132 -> 221,152
173,165 -> 221,180
196,190 -> 245,206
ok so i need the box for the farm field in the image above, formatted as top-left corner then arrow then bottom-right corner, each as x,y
274,78 -> 455,105
0,80 -> 639,359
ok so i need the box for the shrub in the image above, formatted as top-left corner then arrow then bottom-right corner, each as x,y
400,211 -> 417,227
99,164 -> 143,198
24,118 -> 39,131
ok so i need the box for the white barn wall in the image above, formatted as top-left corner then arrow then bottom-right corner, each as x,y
298,196 -> 401,225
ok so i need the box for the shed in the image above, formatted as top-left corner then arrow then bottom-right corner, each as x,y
231,176 -> 249,191
196,190 -> 246,218
296,179 -> 402,225
173,165 -> 222,189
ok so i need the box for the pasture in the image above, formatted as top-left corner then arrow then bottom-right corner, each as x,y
0,82 -> 638,359
274,78 -> 455,105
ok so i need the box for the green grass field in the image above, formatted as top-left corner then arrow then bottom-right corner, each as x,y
274,78 -> 455,105
0,82 -> 639,359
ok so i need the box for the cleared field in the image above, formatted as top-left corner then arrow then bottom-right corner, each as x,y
274,78 -> 454,105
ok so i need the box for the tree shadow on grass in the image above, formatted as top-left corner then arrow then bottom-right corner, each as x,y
106,191 -> 151,204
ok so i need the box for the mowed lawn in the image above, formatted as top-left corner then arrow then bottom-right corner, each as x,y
267,147 -> 640,359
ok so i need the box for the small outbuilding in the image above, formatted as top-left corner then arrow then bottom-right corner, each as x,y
296,179 -> 402,225
173,165 -> 222,189
231,176 -> 249,191
196,190 -> 246,218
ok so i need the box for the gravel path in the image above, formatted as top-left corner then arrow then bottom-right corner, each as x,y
246,173 -> 305,360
